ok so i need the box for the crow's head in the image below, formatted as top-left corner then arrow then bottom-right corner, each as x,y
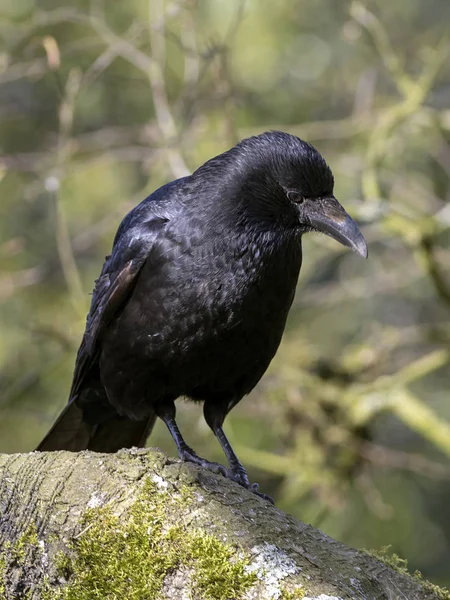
209,131 -> 367,258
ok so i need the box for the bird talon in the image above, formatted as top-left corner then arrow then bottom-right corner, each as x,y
247,481 -> 274,503
179,449 -> 227,477
257,491 -> 275,505
227,470 -> 250,488
216,464 -> 228,477
225,471 -> 273,503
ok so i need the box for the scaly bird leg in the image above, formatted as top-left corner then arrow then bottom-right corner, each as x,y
155,401 -> 227,477
204,401 -> 274,504
213,424 -> 274,504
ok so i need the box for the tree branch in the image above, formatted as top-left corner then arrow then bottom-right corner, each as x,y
0,449 -> 446,599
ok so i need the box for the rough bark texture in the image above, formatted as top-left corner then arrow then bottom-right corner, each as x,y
0,448 -> 445,600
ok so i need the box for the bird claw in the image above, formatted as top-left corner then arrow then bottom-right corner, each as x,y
252,488 -> 275,504
248,481 -> 274,504
179,451 -> 274,503
227,470 -> 275,504
179,449 -> 227,477
227,469 -> 250,487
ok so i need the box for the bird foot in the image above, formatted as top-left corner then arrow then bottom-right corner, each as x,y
179,449 -> 274,503
247,482 -> 275,505
179,448 -> 227,477
227,469 -> 274,504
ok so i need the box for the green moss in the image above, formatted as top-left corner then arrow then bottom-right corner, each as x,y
187,533 -> 255,599
49,478 -> 257,600
10,525 -> 39,563
367,546 -> 450,600
0,523 -> 43,600
279,586 -> 305,599
0,555 -> 6,600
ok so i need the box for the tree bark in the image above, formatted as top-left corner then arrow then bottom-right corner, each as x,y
0,448 -> 445,600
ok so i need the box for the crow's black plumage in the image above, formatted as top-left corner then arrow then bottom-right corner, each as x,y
37,131 -> 367,501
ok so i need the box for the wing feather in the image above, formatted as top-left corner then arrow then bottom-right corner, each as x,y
69,216 -> 170,402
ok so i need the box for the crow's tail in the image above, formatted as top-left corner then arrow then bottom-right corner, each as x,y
36,401 -> 156,453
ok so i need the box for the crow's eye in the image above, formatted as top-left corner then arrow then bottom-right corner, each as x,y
287,191 -> 305,204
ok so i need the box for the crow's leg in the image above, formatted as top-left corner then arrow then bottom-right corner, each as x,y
204,402 -> 274,504
155,401 -> 226,476
214,425 -> 274,504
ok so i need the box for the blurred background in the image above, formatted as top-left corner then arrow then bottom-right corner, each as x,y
1,0 -> 450,588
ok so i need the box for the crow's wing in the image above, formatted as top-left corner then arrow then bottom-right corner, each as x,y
36,177 -> 190,451
68,176 -> 191,401
36,209 -> 172,452
69,214 -> 170,402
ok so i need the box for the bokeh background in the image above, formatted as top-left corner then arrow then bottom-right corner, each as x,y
1,0 -> 450,588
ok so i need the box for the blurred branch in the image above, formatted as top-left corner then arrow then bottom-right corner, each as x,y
234,436 -> 450,508
350,3 -> 449,200
0,266 -> 45,300
51,2 -> 191,177
240,117 -> 367,141
0,58 -> 49,84
180,14 -> 199,89
355,472 -> 394,519
347,350 -> 449,421
0,125 -> 161,173
0,179 -> 155,300
382,349 -> 449,388
148,0 -> 190,178
51,67 -> 86,315
270,348 -> 450,473
81,45 -> 123,87
391,388 -> 450,458
420,234 -> 450,308
0,353 -> 69,411
350,2 -> 413,97
27,8 -> 154,73
296,260 -> 423,307
360,441 -> 450,480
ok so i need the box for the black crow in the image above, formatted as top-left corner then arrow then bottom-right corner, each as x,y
37,131 -> 367,501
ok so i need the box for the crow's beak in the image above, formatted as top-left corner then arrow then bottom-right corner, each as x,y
304,196 -> 368,258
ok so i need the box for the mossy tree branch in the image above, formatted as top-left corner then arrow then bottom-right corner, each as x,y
0,449 -> 447,600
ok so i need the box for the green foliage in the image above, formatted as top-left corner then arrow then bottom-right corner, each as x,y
48,479 -> 256,600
